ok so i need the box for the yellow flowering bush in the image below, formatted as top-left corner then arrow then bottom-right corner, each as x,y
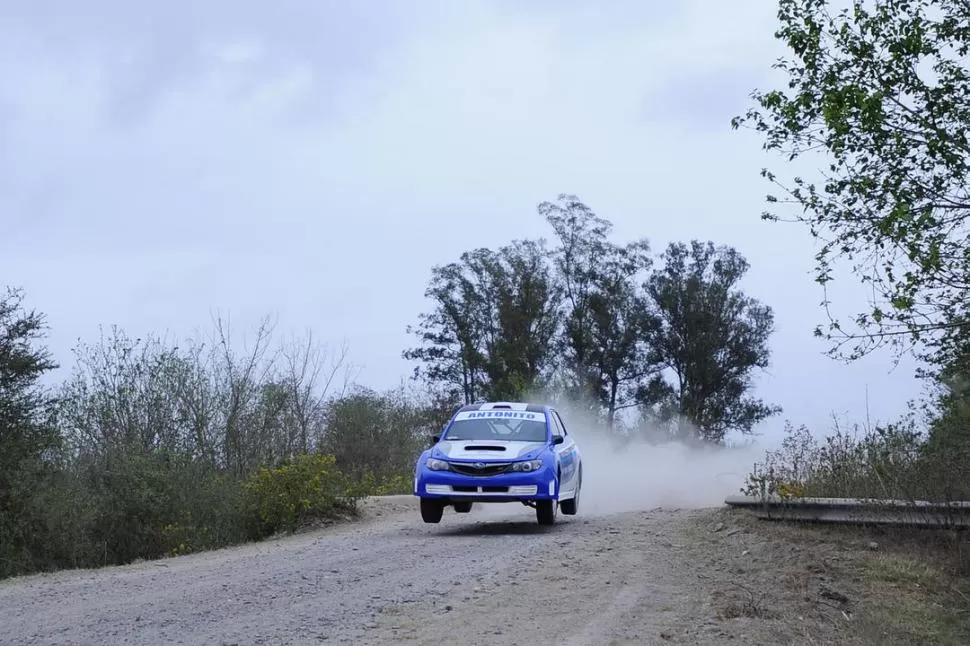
161,522 -> 195,556
358,471 -> 412,496
245,453 -> 364,536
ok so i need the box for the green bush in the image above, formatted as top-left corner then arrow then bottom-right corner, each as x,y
0,448 -> 407,581
16,467 -> 101,573
319,387 -> 428,483
359,471 -> 413,496
743,418 -> 969,503
66,453 -> 252,566
244,453 -> 364,537
158,464 -> 253,556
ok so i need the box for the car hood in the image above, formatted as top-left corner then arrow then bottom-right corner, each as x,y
432,440 -> 544,461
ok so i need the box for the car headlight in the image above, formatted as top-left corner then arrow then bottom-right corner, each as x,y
426,458 -> 450,471
510,459 -> 543,472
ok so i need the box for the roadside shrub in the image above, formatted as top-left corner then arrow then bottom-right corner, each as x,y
1,451 -> 377,579
73,453 -> 255,565
319,387 -> 428,484
245,453 -> 364,537
743,417 -> 969,504
0,461 -> 100,577
360,471 -> 413,496
159,465 -> 253,555
80,452 -> 180,564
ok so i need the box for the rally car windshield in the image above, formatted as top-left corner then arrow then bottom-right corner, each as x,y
443,418 -> 548,443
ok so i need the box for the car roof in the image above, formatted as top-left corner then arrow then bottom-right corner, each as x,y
455,401 -> 551,414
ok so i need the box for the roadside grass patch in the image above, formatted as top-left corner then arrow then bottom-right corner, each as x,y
718,508 -> 970,646
850,528 -> 970,646
680,508 -> 849,644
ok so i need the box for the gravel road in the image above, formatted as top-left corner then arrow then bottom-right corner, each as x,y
0,435 -> 863,646
0,493 -> 807,646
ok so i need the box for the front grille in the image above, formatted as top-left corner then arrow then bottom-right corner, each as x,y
449,462 -> 512,477
452,485 -> 509,493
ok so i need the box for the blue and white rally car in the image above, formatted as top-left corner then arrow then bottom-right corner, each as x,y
413,401 -> 582,526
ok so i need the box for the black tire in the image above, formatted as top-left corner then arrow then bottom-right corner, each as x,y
453,501 -> 473,513
420,498 -> 444,523
536,498 -> 557,525
561,468 -> 581,516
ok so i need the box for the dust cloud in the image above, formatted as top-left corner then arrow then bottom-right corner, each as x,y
570,427 -> 764,515
552,397 -> 769,516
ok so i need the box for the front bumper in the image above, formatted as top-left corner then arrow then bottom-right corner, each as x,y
414,466 -> 559,502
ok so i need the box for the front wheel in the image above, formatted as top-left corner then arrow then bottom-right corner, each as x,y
420,498 -> 444,523
536,499 -> 557,525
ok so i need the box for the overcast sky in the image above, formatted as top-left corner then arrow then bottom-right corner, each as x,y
0,0 -> 922,441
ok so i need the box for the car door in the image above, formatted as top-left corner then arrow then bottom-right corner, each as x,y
550,410 -> 579,490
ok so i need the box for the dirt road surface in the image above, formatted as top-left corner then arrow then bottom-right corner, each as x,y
0,493 -> 850,646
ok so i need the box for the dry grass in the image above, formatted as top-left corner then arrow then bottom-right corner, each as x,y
698,507 -> 970,645
682,508 -> 856,645
848,527 -> 970,645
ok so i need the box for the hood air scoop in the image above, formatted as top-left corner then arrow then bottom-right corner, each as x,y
463,445 -> 507,451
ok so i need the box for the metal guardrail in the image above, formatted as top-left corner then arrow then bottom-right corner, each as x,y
724,494 -> 970,528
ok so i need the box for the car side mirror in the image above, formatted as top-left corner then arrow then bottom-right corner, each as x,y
429,434 -> 440,447
552,435 -> 565,445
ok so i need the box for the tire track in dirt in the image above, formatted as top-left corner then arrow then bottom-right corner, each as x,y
368,505 -> 727,646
